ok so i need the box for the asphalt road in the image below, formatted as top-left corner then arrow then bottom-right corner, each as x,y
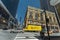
1,30 -> 60,40
0,30 -> 42,40
0,30 -> 17,40
14,32 -> 42,40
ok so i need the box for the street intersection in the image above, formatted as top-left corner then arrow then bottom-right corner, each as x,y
0,30 -> 60,40
0,30 -> 41,40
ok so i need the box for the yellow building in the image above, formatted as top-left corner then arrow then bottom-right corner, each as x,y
24,6 -> 59,32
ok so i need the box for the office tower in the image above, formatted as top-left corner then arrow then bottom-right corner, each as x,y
50,0 -> 60,22
1,0 -> 19,17
40,0 -> 55,12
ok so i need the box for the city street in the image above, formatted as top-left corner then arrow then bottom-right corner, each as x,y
13,32 -> 42,40
0,30 -> 42,40
0,30 -> 17,40
0,0 -> 60,40
1,30 -> 60,40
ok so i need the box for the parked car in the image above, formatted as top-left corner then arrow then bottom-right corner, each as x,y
3,28 -> 8,30
45,30 -> 53,34
10,29 -> 24,33
53,29 -> 59,33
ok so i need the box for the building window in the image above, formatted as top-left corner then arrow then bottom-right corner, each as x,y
49,16 -> 52,22
29,12 -> 33,19
53,17 -> 56,22
51,26 -> 54,29
0,12 -> 2,18
55,27 -> 58,30
40,13 -> 43,21
30,20 -> 32,24
28,20 -> 32,24
35,13 -> 39,20
0,7 -> 9,20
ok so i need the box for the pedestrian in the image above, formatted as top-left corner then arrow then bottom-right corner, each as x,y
40,26 -> 45,40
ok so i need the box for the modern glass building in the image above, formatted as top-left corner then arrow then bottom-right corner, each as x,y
40,0 -> 55,12
0,0 -> 19,29
50,0 -> 60,22
0,0 -> 10,28
1,0 -> 19,17
55,3 -> 60,20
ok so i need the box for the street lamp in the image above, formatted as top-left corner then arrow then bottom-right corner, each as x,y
43,8 -> 50,40
40,9 -> 50,40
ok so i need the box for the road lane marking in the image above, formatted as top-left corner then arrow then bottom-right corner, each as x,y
14,32 -> 41,40
14,33 -> 19,40
16,37 -> 26,38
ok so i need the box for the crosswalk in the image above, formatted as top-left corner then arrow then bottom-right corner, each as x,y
14,32 -> 42,40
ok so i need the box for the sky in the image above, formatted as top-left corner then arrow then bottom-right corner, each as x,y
16,0 -> 40,25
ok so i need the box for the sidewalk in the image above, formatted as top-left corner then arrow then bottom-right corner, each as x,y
0,29 -> 3,31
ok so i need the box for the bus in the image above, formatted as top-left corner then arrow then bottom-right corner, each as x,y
23,24 -> 42,32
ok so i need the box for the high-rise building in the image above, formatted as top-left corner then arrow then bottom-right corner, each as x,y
50,0 -> 60,23
0,0 -> 10,28
40,0 -> 55,12
0,0 -> 19,29
1,0 -> 19,17
40,0 -> 60,26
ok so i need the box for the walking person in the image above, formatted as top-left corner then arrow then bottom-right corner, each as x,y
40,26 -> 45,40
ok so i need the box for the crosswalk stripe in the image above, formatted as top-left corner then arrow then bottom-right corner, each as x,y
14,33 -> 19,40
14,32 -> 42,40
16,37 -> 26,38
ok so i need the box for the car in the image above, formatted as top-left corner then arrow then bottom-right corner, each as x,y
45,30 -> 53,34
2,28 -> 8,30
53,29 -> 59,33
10,29 -> 24,33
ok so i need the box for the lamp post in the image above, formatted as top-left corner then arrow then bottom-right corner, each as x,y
40,9 -> 50,40
43,8 -> 50,40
